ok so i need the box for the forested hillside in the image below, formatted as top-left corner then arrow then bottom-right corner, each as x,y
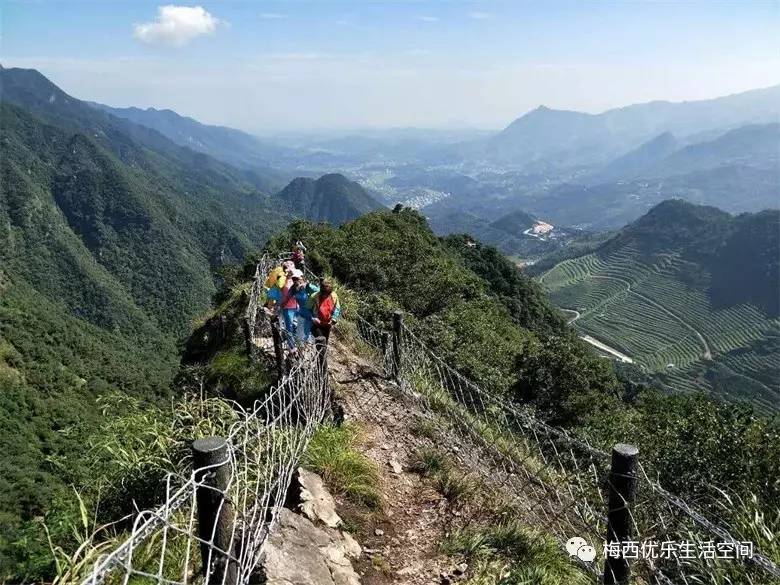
274,173 -> 384,225
266,208 -> 778,511
90,101 -> 296,183
0,68 -> 291,579
541,200 -> 780,410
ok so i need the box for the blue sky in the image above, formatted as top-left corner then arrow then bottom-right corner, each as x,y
2,1 -> 778,132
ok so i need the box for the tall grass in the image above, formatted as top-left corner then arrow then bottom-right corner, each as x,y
50,389 -> 241,583
303,424 -> 382,509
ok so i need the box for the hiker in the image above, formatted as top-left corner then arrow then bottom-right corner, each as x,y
279,267 -> 300,351
264,261 -> 293,309
293,272 -> 320,343
309,278 -> 341,342
291,240 -> 306,270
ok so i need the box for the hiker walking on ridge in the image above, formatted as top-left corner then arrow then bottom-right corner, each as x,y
309,278 -> 341,342
293,271 -> 320,343
279,267 -> 300,351
292,240 -> 306,271
265,260 -> 293,309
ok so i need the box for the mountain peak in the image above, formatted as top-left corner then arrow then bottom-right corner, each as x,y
275,173 -> 383,225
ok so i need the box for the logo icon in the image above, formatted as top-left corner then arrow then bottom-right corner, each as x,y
566,536 -> 597,562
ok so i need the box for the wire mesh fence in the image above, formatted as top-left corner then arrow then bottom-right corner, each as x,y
76,258 -> 778,585
352,312 -> 780,585
79,344 -> 331,585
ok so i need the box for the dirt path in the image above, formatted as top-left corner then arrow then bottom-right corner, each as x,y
326,340 -> 461,585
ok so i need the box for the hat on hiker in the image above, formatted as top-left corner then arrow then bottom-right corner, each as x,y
291,269 -> 304,279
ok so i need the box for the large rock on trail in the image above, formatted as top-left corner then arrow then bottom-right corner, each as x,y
262,508 -> 361,585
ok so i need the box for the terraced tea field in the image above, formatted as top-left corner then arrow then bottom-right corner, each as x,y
540,246 -> 779,411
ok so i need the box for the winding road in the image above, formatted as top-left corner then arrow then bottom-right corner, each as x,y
589,275 -> 712,360
559,308 -> 634,363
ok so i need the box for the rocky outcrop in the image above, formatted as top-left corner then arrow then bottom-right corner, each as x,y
261,469 -> 361,585
298,467 -> 343,528
263,508 -> 361,585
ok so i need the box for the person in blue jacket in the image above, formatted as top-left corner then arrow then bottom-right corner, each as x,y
292,271 -> 320,343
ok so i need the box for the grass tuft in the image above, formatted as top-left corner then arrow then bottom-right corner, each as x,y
434,469 -> 476,504
411,447 -> 446,476
409,415 -> 439,440
444,521 -> 591,585
304,424 -> 382,509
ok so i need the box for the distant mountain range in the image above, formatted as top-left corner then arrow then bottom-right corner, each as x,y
428,115 -> 779,233
72,78 -> 780,236
470,84 -> 780,170
90,101 -> 297,185
274,173 -> 384,225
593,123 -> 779,183
404,85 -> 780,236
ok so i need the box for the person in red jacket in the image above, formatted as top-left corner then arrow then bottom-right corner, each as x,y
309,278 -> 341,342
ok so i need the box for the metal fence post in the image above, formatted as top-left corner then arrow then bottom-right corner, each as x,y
391,310 -> 403,382
269,314 -> 285,378
192,437 -> 237,585
604,443 -> 639,585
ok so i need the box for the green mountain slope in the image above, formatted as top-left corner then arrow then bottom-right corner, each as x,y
267,208 -> 778,513
0,69 -> 292,579
489,209 -> 537,235
540,200 -> 780,410
274,173 -> 384,224
89,102 -> 295,186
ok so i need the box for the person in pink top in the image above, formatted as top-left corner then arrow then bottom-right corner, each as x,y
279,268 -> 301,350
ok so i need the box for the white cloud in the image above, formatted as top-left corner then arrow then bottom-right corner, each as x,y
134,5 -> 222,47
259,13 -> 286,19
417,15 -> 439,22
468,11 -> 493,20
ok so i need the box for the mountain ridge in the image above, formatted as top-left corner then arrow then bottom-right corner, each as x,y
89,100 -> 296,185
274,173 -> 384,225
474,84 -> 780,169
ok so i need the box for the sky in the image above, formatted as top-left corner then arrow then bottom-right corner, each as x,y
2,1 -> 779,133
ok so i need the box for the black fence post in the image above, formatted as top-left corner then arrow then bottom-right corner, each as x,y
241,290 -> 253,359
391,310 -> 403,382
269,314 -> 285,378
380,331 -> 390,376
192,437 -> 237,585
604,443 -> 639,585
